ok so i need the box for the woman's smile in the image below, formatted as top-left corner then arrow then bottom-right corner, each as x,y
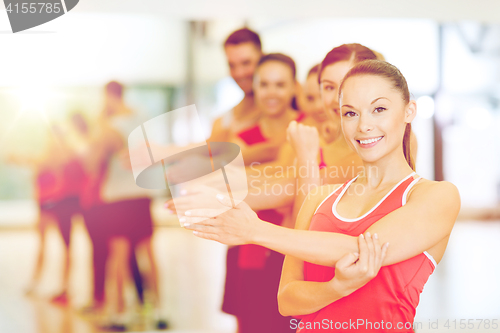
356,135 -> 384,148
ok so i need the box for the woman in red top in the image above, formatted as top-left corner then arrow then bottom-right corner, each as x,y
182,59 -> 460,332
12,124 -> 84,304
222,53 -> 303,333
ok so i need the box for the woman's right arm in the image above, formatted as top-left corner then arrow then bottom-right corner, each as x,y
183,180 -> 459,267
278,231 -> 388,317
277,185 -> 346,316
244,175 -> 296,210
278,255 -> 344,316
164,175 -> 296,216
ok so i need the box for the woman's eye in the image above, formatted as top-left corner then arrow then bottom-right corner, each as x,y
374,107 -> 386,113
343,111 -> 357,117
323,85 -> 334,91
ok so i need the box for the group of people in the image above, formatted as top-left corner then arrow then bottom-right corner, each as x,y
13,25 -> 461,333
166,28 -> 461,332
11,82 -> 167,331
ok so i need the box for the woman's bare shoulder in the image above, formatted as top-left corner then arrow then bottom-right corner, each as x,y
407,177 -> 460,207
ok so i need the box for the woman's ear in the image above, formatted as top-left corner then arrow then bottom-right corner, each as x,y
405,100 -> 417,123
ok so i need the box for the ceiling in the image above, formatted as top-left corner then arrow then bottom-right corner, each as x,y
69,0 -> 500,23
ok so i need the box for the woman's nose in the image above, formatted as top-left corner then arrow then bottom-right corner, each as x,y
357,114 -> 374,132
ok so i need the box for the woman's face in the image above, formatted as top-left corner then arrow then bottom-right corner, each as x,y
302,73 -> 328,123
320,61 -> 352,121
340,75 -> 416,164
253,61 -> 296,117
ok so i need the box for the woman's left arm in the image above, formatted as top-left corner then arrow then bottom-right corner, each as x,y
256,180 -> 460,267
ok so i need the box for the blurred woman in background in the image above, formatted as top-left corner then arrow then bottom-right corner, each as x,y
11,123 -> 85,306
297,64 -> 336,142
220,53 -> 303,333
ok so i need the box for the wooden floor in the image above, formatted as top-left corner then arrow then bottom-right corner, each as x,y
1,218 -> 500,333
0,216 -> 235,333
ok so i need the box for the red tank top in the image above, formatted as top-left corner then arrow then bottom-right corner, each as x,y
37,169 -> 62,204
237,125 -> 267,144
295,111 -> 306,123
318,147 -> 327,169
62,158 -> 86,198
236,111 -> 306,144
37,159 -> 85,204
298,172 -> 435,332
236,124 -> 283,269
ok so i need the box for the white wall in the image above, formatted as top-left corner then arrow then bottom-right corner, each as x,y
0,13 -> 187,86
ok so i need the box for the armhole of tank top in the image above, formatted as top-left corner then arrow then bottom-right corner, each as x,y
402,177 -> 438,269
402,176 -> 422,206
423,251 -> 437,269
313,184 -> 344,215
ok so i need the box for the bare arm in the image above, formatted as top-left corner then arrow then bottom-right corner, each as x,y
208,114 -> 279,165
164,156 -> 298,214
235,136 -> 283,166
244,175 -> 296,210
254,185 -> 356,266
278,232 -> 388,316
278,255 -> 344,316
207,117 -> 229,143
277,191 -> 348,316
253,181 -> 460,266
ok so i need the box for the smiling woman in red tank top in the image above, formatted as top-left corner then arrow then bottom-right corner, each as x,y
182,59 -> 460,332
222,52 -> 303,333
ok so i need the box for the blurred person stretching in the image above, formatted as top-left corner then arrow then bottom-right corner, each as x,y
10,123 -> 85,306
79,81 -> 167,331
